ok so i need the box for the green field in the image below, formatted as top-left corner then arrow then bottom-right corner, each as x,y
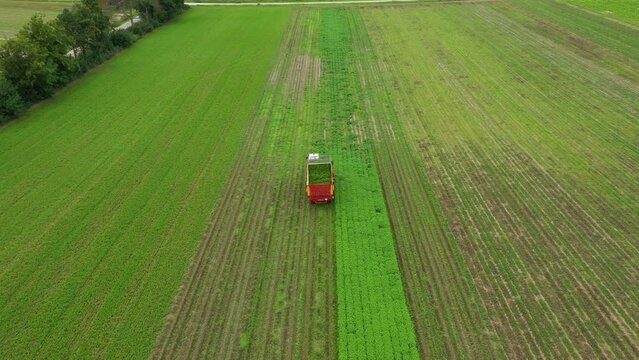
0,7 -> 288,358
361,1 -> 638,356
1,0 -> 76,2
1,0 -> 637,359
0,1 -> 71,40
564,0 -> 639,26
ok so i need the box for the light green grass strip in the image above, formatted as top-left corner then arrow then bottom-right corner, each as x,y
316,8 -> 420,359
560,0 -> 639,27
0,7 -> 289,359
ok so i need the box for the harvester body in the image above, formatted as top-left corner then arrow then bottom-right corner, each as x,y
306,153 -> 334,203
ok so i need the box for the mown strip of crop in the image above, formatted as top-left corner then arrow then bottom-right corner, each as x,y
314,8 -> 420,359
151,9 -> 339,359
0,8 -> 288,359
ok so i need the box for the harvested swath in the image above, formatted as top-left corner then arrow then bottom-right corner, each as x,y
309,163 -> 332,184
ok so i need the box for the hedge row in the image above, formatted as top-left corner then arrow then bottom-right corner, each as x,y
0,0 -> 187,124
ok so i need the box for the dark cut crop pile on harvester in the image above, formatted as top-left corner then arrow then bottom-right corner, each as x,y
306,153 -> 335,203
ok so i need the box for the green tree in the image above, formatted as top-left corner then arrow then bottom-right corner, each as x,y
18,15 -> 77,80
0,15 -> 75,102
0,38 -> 58,101
135,0 -> 157,24
58,0 -> 112,67
158,0 -> 185,21
0,75 -> 24,123
109,0 -> 135,27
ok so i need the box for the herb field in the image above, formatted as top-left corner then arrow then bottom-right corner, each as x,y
0,7 -> 288,359
152,9 -> 418,358
0,1 -> 637,359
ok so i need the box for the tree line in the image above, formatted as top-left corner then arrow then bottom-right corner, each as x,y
0,0 -> 187,124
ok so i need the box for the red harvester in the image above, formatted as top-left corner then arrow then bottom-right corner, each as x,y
306,153 -> 334,203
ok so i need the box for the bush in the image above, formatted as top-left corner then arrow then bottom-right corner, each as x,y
158,0 -> 186,22
130,20 -> 158,35
0,15 -> 76,102
0,76 -> 24,124
77,37 -> 114,70
19,15 -> 77,82
57,0 -> 112,69
110,29 -> 137,49
136,0 -> 157,23
0,37 -> 61,102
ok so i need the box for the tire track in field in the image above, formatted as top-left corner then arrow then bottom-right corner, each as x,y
431,54 -> 591,357
151,9 -> 336,359
274,52 -> 319,360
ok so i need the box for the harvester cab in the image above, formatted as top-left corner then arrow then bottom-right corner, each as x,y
306,153 -> 335,203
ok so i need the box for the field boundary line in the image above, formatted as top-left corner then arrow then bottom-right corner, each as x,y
554,0 -> 639,31
186,0 -> 499,7
188,0 -> 415,5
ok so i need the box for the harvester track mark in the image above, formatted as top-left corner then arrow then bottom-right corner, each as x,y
151,9 -> 336,359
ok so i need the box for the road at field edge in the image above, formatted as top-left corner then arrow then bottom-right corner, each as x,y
186,0 -> 499,7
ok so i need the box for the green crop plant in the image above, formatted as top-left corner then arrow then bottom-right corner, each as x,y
308,163 -> 332,183
315,8 -> 420,359
1,1 -> 636,359
151,9 -> 339,359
